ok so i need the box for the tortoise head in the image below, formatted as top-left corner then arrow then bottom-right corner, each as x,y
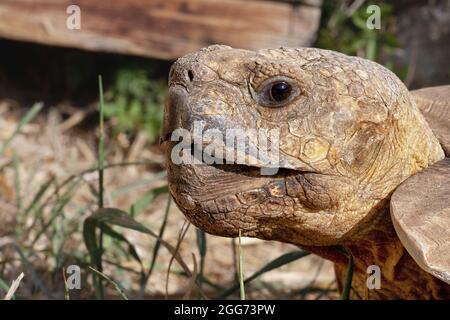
161,45 -> 444,246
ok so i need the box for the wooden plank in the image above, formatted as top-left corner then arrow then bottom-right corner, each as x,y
0,0 -> 321,60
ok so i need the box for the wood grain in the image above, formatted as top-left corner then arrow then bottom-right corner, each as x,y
0,0 -> 321,60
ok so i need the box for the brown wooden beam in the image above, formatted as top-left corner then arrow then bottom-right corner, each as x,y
0,0 -> 321,60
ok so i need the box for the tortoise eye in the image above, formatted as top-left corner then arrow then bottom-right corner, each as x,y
255,77 -> 299,107
270,81 -> 292,102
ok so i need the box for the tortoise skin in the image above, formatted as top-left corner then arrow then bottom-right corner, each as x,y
162,45 -> 449,299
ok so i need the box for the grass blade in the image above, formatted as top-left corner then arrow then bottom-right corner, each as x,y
131,185 -> 168,216
340,246 -> 354,300
98,75 -> 105,209
30,180 -> 77,246
96,74 -> 106,299
238,230 -> 245,300
89,267 -> 129,300
140,196 -> 171,297
231,238 -> 238,283
165,220 -> 191,299
13,151 -> 22,212
220,249 -> 310,298
182,254 -> 198,300
83,207 -> 195,294
62,268 -> 70,300
1,102 -> 43,155
3,272 -> 24,300
22,177 -> 55,218
0,278 -> 12,299
111,171 -> 167,198
101,224 -> 143,267
0,241 -> 50,298
196,228 -> 207,289
34,161 -> 161,212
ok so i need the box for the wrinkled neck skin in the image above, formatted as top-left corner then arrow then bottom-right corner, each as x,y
300,203 -> 450,300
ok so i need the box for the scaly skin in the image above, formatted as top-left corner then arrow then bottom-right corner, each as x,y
161,45 -> 449,299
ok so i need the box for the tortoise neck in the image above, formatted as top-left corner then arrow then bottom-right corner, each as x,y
303,207 -> 450,299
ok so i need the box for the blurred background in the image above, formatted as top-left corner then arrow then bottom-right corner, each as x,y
0,0 -> 449,299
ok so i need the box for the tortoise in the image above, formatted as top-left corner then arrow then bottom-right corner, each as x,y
160,45 -> 450,299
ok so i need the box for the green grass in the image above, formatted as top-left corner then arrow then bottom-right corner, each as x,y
238,230 -> 245,300
103,68 -> 166,143
340,246 -> 354,300
220,250 -> 311,299
95,75 -> 106,299
0,103 -> 43,156
317,0 -> 407,79
195,228 -> 207,291
139,195 -> 171,298
89,266 -> 129,300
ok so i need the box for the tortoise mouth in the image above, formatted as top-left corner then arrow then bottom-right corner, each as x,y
210,163 -> 306,178
164,139 -> 316,178
191,142 -> 313,178
165,140 -> 356,245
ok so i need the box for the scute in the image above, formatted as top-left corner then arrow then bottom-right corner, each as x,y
411,85 -> 450,156
390,158 -> 450,284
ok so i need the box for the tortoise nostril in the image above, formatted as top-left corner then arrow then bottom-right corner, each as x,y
187,70 -> 194,82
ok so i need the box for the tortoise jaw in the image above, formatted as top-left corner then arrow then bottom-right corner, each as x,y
186,140 -> 314,177
163,133 -> 318,178
209,163 -> 312,179
165,137 -> 368,246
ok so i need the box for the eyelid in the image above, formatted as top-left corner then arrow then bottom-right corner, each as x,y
253,75 -> 290,90
255,76 -> 299,107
